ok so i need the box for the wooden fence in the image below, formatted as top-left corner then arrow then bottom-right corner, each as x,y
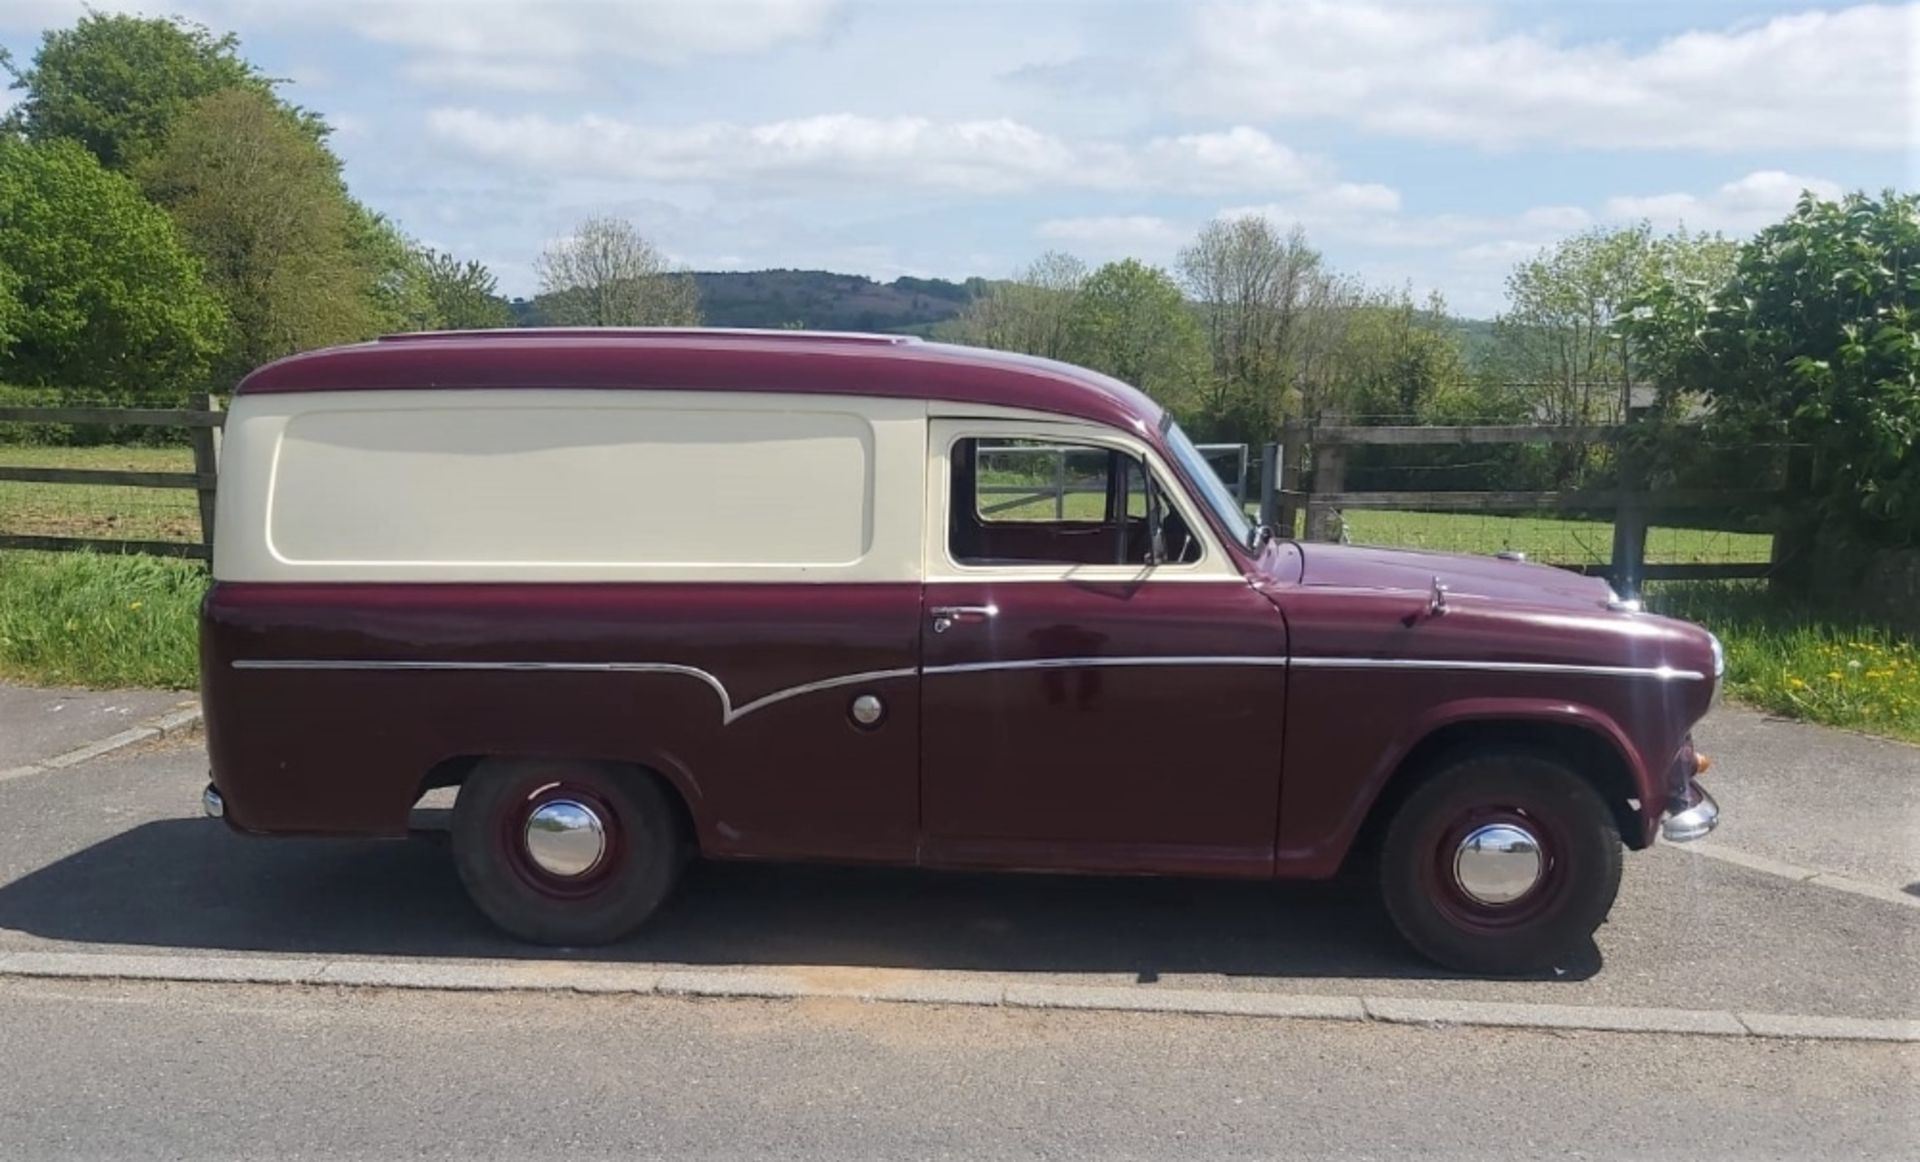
0,396 -> 223,560
1266,421 -> 1782,597
0,403 -> 1781,595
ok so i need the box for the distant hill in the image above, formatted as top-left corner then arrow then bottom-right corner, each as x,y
1451,316 -> 1498,364
689,269 -> 988,334
505,270 -> 1495,355
506,269 -> 988,334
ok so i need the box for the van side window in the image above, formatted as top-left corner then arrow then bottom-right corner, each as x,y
949,438 -> 1200,567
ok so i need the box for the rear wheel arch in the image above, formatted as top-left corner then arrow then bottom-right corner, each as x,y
414,752 -> 701,855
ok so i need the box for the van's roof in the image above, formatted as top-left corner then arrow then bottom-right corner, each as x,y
233,328 -> 1165,433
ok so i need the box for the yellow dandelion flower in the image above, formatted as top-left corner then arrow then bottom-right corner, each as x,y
128,601 -> 143,610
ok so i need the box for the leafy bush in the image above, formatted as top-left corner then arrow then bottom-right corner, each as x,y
1656,192 -> 1919,549
1650,581 -> 1919,742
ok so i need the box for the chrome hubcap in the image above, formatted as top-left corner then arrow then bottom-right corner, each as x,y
1452,823 -> 1543,905
524,799 -> 607,878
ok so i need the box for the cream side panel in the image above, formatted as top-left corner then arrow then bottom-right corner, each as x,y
922,417 -> 1240,584
213,390 -> 926,583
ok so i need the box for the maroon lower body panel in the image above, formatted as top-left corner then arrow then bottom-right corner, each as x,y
200,582 -> 923,864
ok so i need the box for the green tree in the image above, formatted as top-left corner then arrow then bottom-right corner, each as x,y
1061,259 -> 1207,413
3,13 -> 315,172
1178,215 -> 1362,440
418,249 -> 511,330
0,255 -> 22,358
1491,225 -> 1655,425
349,206 -> 441,333
1342,289 -> 1470,421
1668,191 -> 1919,555
944,251 -> 1087,359
535,216 -> 701,326
140,88 -> 377,383
1617,230 -> 1741,417
0,138 -> 225,399
1492,225 -> 1736,424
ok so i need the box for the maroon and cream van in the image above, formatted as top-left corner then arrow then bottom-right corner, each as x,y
200,329 -> 1722,974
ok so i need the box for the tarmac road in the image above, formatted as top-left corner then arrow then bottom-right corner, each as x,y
0,976 -> 1913,1160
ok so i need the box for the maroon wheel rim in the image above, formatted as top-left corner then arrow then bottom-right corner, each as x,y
493,777 -> 628,900
1421,805 -> 1569,931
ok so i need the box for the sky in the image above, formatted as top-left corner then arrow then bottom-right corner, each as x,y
1,0 -> 1914,316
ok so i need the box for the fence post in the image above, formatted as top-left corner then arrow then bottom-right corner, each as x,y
1304,429 -> 1347,543
1257,442 -> 1280,529
189,392 -> 222,558
1052,449 -> 1067,520
1275,420 -> 1307,538
1609,436 -> 1648,600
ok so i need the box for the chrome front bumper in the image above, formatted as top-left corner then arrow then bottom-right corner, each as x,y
1661,783 -> 1719,843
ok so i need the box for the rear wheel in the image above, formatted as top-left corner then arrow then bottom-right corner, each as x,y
451,758 -> 683,946
1379,749 -> 1622,975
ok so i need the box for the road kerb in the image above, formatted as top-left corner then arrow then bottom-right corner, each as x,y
1681,843 -> 1920,909
1,951 -> 1913,1041
0,701 -> 203,784
1363,996 -> 1748,1037
1005,982 -> 1366,1022
1738,1012 -> 1920,1042
3,950 -> 327,987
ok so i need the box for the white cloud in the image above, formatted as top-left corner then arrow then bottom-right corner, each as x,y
1177,1 -> 1916,151
0,1 -> 843,89
1604,170 -> 1847,232
429,111 -> 1345,196
401,56 -> 581,94
1137,126 -> 1331,191
350,0 -> 836,61
1035,215 -> 1187,253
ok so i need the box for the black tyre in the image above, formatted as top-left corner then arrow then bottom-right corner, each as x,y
1379,749 -> 1622,975
451,758 -> 683,946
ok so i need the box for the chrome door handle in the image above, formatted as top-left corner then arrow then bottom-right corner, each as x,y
930,604 -> 998,633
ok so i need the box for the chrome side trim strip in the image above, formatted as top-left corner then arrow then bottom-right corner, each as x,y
235,652 -> 1705,722
1287,657 -> 1707,682
923,656 -> 1288,677
726,667 -> 919,721
230,659 -> 917,724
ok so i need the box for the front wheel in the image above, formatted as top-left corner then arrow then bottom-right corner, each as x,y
1379,750 -> 1622,975
451,758 -> 684,946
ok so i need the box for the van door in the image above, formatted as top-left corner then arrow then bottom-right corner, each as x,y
917,420 -> 1288,877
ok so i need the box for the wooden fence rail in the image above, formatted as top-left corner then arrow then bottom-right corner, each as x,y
0,397 -> 223,561
1264,421 -> 1779,597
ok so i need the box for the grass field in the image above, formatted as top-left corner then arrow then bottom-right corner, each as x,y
1340,510 -> 1771,567
0,445 -> 199,543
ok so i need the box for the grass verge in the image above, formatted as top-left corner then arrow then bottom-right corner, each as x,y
1650,582 -> 1919,743
0,551 -> 206,689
